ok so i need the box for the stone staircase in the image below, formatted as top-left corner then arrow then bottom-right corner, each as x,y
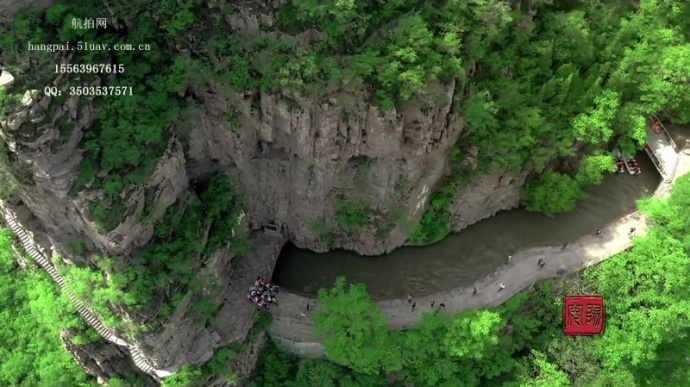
0,205 -> 169,379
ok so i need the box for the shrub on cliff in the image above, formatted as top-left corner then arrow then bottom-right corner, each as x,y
335,198 -> 371,229
0,228 -> 95,386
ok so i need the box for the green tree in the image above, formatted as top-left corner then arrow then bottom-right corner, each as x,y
443,310 -> 503,359
399,313 -> 460,386
513,350 -> 571,387
314,277 -> 401,374
525,172 -> 585,216
575,154 -> 617,185
571,90 -> 620,145
0,228 -> 94,386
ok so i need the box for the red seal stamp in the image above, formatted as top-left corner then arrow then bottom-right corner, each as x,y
563,295 -> 605,336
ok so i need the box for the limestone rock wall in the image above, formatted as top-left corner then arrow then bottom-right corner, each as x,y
0,0 -> 56,21
449,168 -> 531,232
2,0 -> 532,261
61,330 -> 157,386
0,0 -> 542,378
187,84 -> 466,255
1,89 -> 188,261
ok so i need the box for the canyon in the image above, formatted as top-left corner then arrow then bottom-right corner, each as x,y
2,0 -> 685,385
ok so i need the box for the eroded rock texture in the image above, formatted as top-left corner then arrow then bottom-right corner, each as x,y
61,330 -> 157,386
0,0 -> 530,380
0,0 -> 56,21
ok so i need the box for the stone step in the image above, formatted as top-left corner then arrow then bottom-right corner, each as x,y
2,207 -> 163,378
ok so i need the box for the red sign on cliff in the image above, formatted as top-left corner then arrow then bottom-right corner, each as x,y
563,295 -> 605,336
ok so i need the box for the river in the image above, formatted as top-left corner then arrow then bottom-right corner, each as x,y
274,127 -> 689,299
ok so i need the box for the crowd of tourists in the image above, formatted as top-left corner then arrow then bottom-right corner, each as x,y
247,276 -> 279,309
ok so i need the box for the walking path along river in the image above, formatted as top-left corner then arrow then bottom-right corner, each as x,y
267,141 -> 690,346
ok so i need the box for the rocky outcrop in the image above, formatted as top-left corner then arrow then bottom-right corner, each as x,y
0,76 -> 188,260
61,330 -> 157,386
0,0 -> 56,21
187,82 -> 465,255
0,1 -> 543,381
1,46 -> 530,387
449,168 -> 531,232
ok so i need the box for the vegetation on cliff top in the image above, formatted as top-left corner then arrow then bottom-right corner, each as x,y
253,174 -> 690,386
407,0 -> 690,242
1,0 -> 687,236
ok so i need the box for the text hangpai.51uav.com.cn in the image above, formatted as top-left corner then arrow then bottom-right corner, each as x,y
27,41 -> 152,53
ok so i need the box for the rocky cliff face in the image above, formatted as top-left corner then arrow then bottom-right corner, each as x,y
0,78 -> 525,373
61,330 -> 157,386
1,3 -> 526,260
0,0 -> 530,381
0,75 -> 188,262
187,83 -> 467,255
0,0 -> 56,21
449,168 -> 530,232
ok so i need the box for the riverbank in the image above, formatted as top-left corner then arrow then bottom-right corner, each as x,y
274,151 -> 659,297
267,145 -> 690,348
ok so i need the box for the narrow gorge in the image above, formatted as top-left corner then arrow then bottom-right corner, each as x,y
1,0 -> 689,386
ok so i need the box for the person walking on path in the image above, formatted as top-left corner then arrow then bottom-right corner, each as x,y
306,304 -> 310,312
407,294 -> 412,304
431,300 -> 435,308
628,227 -> 636,238
562,242 -> 568,250
499,283 -> 506,291
506,255 -> 512,265
538,258 -> 545,268
439,303 -> 446,310
473,287 -> 478,295
595,229 -> 602,237
412,302 -> 416,311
